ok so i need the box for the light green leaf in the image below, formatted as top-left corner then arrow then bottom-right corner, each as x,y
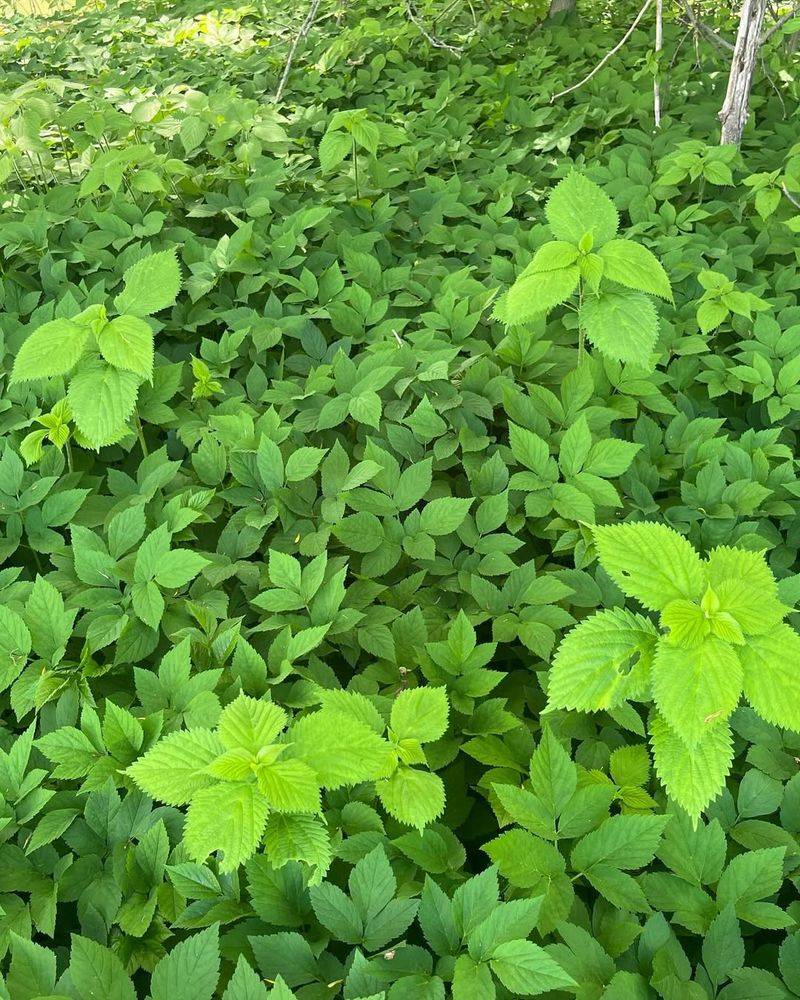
390,687 -> 448,743
185,782 -> 270,871
97,315 -> 154,378
114,248 -> 182,317
219,694 -> 288,753
504,265 -> 580,324
652,637 -> 743,748
650,711 -> 733,821
548,608 -> 658,711
376,767 -> 445,829
289,711 -> 396,788
126,728 -> 224,804
581,290 -> 659,367
598,239 -> 672,301
67,357 -> 139,448
740,625 -> 800,730
10,318 -> 90,383
593,521 -> 704,611
545,172 -> 619,247
257,759 -> 321,814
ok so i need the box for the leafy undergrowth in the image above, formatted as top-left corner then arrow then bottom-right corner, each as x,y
1,0 -> 800,997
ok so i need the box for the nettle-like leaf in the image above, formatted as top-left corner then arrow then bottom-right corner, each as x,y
114,248 -> 182,317
67,356 -> 140,447
498,173 -> 671,369
127,693 -> 398,872
579,290 -> 659,368
545,171 -> 619,246
10,318 -> 90,383
549,522 -> 800,821
9,250 -> 179,450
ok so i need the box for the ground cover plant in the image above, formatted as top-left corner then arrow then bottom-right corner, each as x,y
1,0 -> 800,996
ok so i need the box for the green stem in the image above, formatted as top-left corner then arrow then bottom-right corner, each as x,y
57,124 -> 74,178
352,137 -> 360,200
134,412 -> 149,457
577,281 -> 586,364
65,439 -> 74,474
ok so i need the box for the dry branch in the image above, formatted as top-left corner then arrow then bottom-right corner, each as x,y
550,0 -> 654,102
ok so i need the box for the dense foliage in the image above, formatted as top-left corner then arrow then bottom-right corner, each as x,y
1,0 -> 800,997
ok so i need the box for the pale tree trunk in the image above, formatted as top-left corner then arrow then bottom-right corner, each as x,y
548,0 -> 576,18
654,0 -> 663,125
719,0 -> 767,144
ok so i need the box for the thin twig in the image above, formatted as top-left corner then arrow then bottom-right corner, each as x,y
550,0 -> 654,102
274,0 -> 323,103
669,27 -> 692,69
405,0 -> 463,55
760,5 -> 800,43
679,2 -> 735,51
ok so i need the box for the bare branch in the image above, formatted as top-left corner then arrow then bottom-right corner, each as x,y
274,0 -> 323,103
678,2 -> 735,51
405,0 -> 463,55
550,0 -> 654,102
760,5 -> 800,44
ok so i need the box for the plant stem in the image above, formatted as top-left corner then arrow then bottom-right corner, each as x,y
134,412 -> 149,457
352,137 -> 360,199
65,439 -> 74,474
57,124 -> 74,178
577,281 -> 586,363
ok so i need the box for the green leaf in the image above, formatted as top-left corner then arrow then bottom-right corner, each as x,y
10,318 -> 90,382
548,608 -> 657,711
97,315 -> 154,378
289,711 -> 395,788
154,548 -> 209,588
285,446 -> 327,481
67,357 -> 139,448
222,956 -> 270,1000
126,728 -> 223,804
7,934 -> 56,999
69,935 -> 136,1000
740,625 -> 800,730
114,248 -> 182,317
593,521 -> 704,611
581,290 -> 659,367
489,939 -> 577,996
319,129 -> 351,172
419,497 -> 473,535
376,767 -> 445,829
390,686 -> 448,743
150,924 -> 220,1000
650,711 -> 733,820
504,265 -> 580,324
185,782 -> 270,871
598,239 -> 672,301
219,694 -> 287,753
571,814 -> 669,872
546,171 -> 619,247
0,605 -> 31,692
652,637 -> 743,748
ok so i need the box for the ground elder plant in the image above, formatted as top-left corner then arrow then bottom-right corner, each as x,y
1,0 -> 800,997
